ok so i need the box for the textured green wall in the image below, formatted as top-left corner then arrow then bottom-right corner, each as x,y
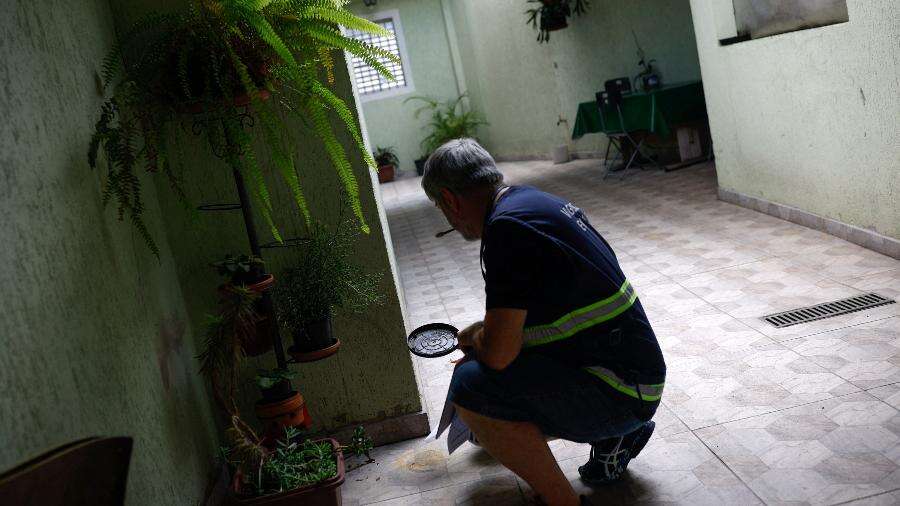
452,0 -> 702,159
349,0 -> 462,174
2,2 -> 421,506
689,0 -> 900,240
149,54 -> 423,432
0,1 -> 219,505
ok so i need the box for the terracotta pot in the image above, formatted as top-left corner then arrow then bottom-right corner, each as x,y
246,274 -> 275,293
289,339 -> 341,363
255,392 -> 311,435
216,274 -> 274,297
229,439 -> 345,506
377,164 -> 395,183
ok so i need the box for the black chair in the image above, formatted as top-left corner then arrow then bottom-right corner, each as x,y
597,77 -> 663,178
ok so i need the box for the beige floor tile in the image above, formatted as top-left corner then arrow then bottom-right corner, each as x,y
521,431 -> 761,505
657,312 -> 859,428
786,242 -> 900,284
636,281 -> 721,323
679,258 -> 900,341
695,392 -> 900,505
785,317 -> 900,390
841,489 -> 900,505
380,160 -> 900,505
869,383 -> 900,411
845,268 -> 900,300
368,475 -> 525,505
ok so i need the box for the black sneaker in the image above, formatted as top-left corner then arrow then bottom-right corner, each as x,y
578,421 -> 655,485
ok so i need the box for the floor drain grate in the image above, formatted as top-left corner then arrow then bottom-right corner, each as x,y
763,293 -> 896,328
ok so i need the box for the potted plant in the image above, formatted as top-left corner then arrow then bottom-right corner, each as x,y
373,146 -> 399,183
525,0 -> 589,43
222,423 -> 373,506
88,0 -> 400,257
212,254 -> 275,356
254,370 -> 309,436
213,254 -> 269,289
198,286 -> 262,415
255,369 -> 297,403
403,93 -> 488,166
274,223 -> 384,362
254,390 -> 311,439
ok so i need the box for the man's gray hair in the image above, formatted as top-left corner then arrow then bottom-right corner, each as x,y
422,138 -> 504,202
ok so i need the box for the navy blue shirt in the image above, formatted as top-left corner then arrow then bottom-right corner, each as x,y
482,186 -> 666,385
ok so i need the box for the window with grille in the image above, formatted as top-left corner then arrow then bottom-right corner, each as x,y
347,11 -> 413,100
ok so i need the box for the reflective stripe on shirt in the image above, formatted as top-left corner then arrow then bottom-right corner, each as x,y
522,280 -> 637,347
585,366 -> 664,402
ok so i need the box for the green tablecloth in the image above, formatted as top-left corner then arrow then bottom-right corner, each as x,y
572,81 -> 707,140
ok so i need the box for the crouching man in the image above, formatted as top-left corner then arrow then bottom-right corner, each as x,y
422,139 -> 666,506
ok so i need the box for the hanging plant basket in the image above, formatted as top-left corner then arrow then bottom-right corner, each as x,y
525,0 -> 589,42
542,9 -> 569,31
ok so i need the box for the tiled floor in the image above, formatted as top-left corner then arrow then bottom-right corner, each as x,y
344,160 -> 900,505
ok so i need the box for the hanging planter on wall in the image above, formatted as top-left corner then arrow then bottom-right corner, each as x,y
525,0 -> 589,43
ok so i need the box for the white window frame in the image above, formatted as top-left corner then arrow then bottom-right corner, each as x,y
348,9 -> 415,103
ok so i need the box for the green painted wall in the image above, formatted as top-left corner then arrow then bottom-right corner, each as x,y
689,0 -> 900,240
452,0 -> 702,159
349,0 -> 463,174
348,1 -> 701,163
149,52 -> 423,433
2,1 -> 421,505
0,1 -> 219,505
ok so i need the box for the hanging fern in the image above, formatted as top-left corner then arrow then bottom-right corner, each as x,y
89,0 -> 395,257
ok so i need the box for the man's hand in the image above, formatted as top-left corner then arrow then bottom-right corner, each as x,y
457,320 -> 484,350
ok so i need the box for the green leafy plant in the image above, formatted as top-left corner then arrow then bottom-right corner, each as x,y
372,146 -> 399,168
525,0 -> 589,42
274,221 -> 384,333
89,0 -> 399,257
346,426 -> 373,459
212,254 -> 266,285
255,368 -> 297,390
403,93 -> 487,158
198,285 -> 261,414
222,421 -> 373,497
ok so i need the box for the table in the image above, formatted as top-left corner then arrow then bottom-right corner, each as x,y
571,81 -> 707,140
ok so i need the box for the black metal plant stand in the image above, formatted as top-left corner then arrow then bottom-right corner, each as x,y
192,108 -> 296,371
198,167 -> 290,370
234,167 -> 289,369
